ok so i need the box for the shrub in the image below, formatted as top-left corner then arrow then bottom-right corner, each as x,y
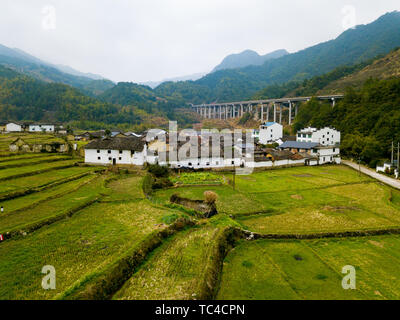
142,174 -> 155,196
204,191 -> 218,204
152,177 -> 173,190
148,164 -> 169,178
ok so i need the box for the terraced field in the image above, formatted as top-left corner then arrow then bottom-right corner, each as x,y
0,170 -> 187,299
0,159 -> 79,181
217,236 -> 400,300
114,224 -> 222,300
1,161 -> 400,300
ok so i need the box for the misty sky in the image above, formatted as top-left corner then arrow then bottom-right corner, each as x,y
0,0 -> 399,83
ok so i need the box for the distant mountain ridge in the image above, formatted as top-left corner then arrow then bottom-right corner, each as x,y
0,44 -> 108,90
155,11 -> 400,104
141,72 -> 207,89
212,49 -> 288,72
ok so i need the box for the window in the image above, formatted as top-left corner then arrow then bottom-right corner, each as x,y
188,162 -> 192,166
232,161 -> 235,165
303,134 -> 306,138
97,150 -> 100,153
298,134 -> 301,138
108,157 -> 112,161
108,150 -> 111,154
308,134 -> 312,138
333,148 -> 336,153
98,157 -> 101,160
119,150 -> 123,154
216,162 -> 219,165
119,157 -> 122,161
206,162 -> 210,166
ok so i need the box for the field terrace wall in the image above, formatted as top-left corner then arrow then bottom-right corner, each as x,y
9,138 -> 70,154
170,194 -> 218,218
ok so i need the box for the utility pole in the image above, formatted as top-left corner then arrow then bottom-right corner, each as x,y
232,168 -> 236,191
392,141 -> 394,165
397,142 -> 400,174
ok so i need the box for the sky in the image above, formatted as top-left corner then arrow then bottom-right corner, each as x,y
0,0 -> 399,83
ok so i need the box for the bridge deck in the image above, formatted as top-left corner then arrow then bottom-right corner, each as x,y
191,95 -> 344,108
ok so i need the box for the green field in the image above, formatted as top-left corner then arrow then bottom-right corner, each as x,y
114,224 -> 221,300
217,236 -> 400,300
1,161 -> 400,300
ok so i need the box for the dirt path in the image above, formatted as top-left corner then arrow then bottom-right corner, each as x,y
342,160 -> 400,190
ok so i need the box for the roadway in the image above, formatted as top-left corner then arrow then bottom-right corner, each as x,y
342,160 -> 400,190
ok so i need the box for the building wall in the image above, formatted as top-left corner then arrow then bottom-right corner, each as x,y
318,147 -> 341,164
6,123 -> 22,132
29,125 -> 55,133
259,124 -> 283,145
297,127 -> 340,146
85,147 -> 146,166
246,159 -> 305,168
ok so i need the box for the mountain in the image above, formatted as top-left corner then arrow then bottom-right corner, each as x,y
320,47 -> 400,94
54,64 -> 104,80
253,47 -> 400,99
141,72 -> 207,89
0,65 -> 198,131
0,44 -> 107,89
252,46 -> 400,168
155,11 -> 400,104
81,79 -> 116,96
212,49 -> 288,72
293,78 -> 400,168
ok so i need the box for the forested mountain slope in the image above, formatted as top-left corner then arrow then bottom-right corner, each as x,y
155,11 -> 400,104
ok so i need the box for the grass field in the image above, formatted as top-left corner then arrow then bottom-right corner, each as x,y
0,166 -> 99,195
217,235 -> 400,300
114,224 -> 221,300
0,159 -> 79,181
170,172 -> 226,186
2,161 -> 400,300
156,165 -> 400,234
0,175 -> 185,300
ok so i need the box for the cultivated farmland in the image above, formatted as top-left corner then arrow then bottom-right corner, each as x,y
1,159 -> 400,300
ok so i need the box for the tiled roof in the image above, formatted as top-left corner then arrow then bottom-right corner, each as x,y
279,141 -> 319,150
84,137 -> 146,152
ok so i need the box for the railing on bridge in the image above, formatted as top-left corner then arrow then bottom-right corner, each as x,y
191,95 -> 344,124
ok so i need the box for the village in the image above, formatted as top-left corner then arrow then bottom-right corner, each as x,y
3,120 -> 400,181
82,122 -> 342,170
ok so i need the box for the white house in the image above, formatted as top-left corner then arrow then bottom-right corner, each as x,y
6,122 -> 23,132
377,162 -> 398,175
297,127 -> 341,146
29,124 -> 55,133
84,137 -> 147,166
279,141 -> 341,165
259,122 -> 283,145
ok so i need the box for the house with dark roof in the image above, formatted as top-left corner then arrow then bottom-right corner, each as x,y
84,137 -> 147,166
279,140 -> 341,165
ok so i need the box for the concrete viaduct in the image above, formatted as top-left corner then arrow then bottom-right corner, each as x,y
191,95 -> 344,125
